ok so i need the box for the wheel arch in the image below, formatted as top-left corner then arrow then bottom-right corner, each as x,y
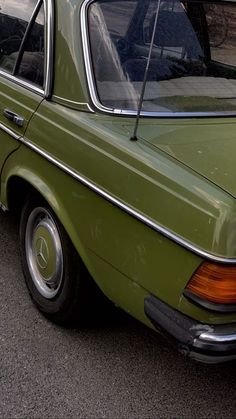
4,170 -> 96,280
6,173 -> 63,217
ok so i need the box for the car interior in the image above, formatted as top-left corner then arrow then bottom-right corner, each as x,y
0,12 -> 44,87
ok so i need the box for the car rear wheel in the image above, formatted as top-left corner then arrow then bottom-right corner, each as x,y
19,198 -> 93,325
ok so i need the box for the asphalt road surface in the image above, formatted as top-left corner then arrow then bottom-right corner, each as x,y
0,210 -> 236,418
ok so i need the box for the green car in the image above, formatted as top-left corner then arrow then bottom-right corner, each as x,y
1,0 -> 236,363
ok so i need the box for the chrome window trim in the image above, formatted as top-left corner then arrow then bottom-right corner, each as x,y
0,70 -> 45,96
81,0 -> 103,111
45,0 -> 54,98
0,0 -> 53,98
17,135 -> 236,264
81,0 -> 236,118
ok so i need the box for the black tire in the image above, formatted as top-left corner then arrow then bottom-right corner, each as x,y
19,197 -> 95,325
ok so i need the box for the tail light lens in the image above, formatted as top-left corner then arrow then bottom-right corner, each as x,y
185,262 -> 236,308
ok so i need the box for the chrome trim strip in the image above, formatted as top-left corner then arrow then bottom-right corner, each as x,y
106,109 -> 236,118
0,70 -> 44,96
80,0 -> 236,119
45,0 -> 54,98
0,122 -> 20,140
19,137 -> 236,264
52,96 -> 92,111
87,103 -> 95,113
53,96 -> 88,106
199,332 -> 236,344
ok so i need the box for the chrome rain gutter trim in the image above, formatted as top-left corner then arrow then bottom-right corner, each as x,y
80,0 -> 236,119
19,137 -> 236,265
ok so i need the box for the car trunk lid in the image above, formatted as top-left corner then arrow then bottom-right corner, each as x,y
129,118 -> 236,198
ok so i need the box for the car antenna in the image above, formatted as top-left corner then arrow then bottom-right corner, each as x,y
130,0 -> 161,141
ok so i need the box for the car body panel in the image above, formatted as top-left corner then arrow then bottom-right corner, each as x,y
52,0 -> 88,105
135,118 -> 236,199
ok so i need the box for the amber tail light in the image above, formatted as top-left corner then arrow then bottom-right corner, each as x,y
185,262 -> 236,307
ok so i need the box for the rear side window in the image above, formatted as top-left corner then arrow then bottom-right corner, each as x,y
88,0 -> 236,115
0,0 -> 45,88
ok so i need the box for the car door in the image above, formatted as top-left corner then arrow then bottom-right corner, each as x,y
0,0 -> 46,171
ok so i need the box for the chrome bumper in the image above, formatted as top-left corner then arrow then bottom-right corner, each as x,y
144,295 -> 236,363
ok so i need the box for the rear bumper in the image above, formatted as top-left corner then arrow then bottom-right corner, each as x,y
144,295 -> 236,363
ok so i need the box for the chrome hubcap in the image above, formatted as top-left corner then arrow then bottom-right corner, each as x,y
25,207 -> 63,299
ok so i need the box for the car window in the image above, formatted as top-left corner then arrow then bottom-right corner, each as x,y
205,4 -> 236,67
98,1 -> 137,38
88,0 -> 236,115
0,0 -> 38,74
16,4 -> 45,87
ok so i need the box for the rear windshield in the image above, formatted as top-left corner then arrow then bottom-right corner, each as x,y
87,0 -> 236,114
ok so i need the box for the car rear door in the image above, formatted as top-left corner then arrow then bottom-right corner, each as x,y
0,0 -> 46,170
